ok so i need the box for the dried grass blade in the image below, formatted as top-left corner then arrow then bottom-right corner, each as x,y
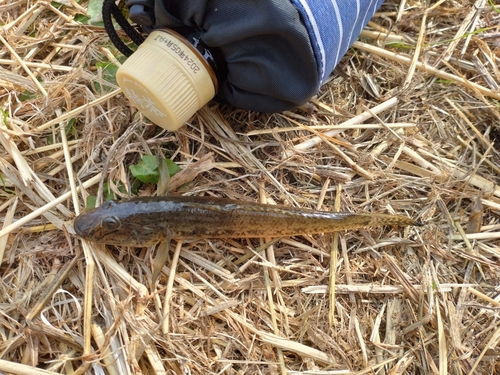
262,244 -> 287,374
353,41 -> 500,100
59,113 -> 80,215
180,249 -> 235,282
168,152 -> 215,192
433,0 -> 483,66
200,107 -> 300,205
0,159 -> 65,228
91,323 -> 123,375
468,326 -> 500,374
294,122 -> 374,180
302,283 -> 474,295
0,34 -> 47,96
291,97 -> 398,152
93,247 -> 148,297
0,358 -> 60,375
0,130 -> 32,184
0,58 -> 74,71
25,255 -> 80,321
467,287 -> 500,307
0,197 -> 17,265
329,184 -> 341,326
436,296 -> 447,374
36,89 -> 122,132
257,331 -> 336,365
0,173 -> 101,241
383,253 -> 420,303
75,241 -> 96,375
245,123 -> 415,136
144,345 -> 169,375
161,240 -> 183,334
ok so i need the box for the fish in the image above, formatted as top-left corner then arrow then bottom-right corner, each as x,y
73,195 -> 421,247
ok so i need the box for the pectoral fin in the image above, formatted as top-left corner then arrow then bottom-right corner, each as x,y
151,228 -> 172,285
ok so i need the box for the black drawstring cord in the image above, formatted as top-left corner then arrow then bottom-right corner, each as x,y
102,0 -> 145,57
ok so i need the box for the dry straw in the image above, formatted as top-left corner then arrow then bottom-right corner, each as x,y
0,0 -> 499,374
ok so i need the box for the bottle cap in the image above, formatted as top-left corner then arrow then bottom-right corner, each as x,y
116,29 -> 217,131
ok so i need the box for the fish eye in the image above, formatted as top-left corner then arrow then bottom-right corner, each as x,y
101,216 -> 121,231
101,201 -> 117,209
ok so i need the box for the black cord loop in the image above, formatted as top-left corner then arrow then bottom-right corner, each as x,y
102,0 -> 145,57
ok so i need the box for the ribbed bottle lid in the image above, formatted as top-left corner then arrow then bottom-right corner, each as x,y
116,29 -> 217,131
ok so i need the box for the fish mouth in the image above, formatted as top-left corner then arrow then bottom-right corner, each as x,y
73,215 -> 96,239
73,216 -> 122,244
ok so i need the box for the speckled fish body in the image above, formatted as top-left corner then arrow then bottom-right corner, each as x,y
73,196 -> 419,247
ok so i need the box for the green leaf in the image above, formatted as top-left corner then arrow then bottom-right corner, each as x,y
164,158 -> 181,177
85,184 -> 115,210
66,118 -> 77,137
130,155 -> 160,184
46,118 -> 78,144
96,62 -> 118,85
19,91 -> 38,102
87,0 -> 104,26
0,109 -> 7,127
86,0 -> 129,26
74,14 -> 90,24
130,155 -> 180,184
94,62 -> 118,92
0,174 -> 6,188
130,179 -> 142,195
85,195 -> 97,209
103,182 -> 116,201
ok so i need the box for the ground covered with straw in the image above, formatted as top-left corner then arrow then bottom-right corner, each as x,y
1,0 -> 499,374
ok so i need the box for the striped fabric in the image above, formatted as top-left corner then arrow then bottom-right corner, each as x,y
290,0 -> 385,85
